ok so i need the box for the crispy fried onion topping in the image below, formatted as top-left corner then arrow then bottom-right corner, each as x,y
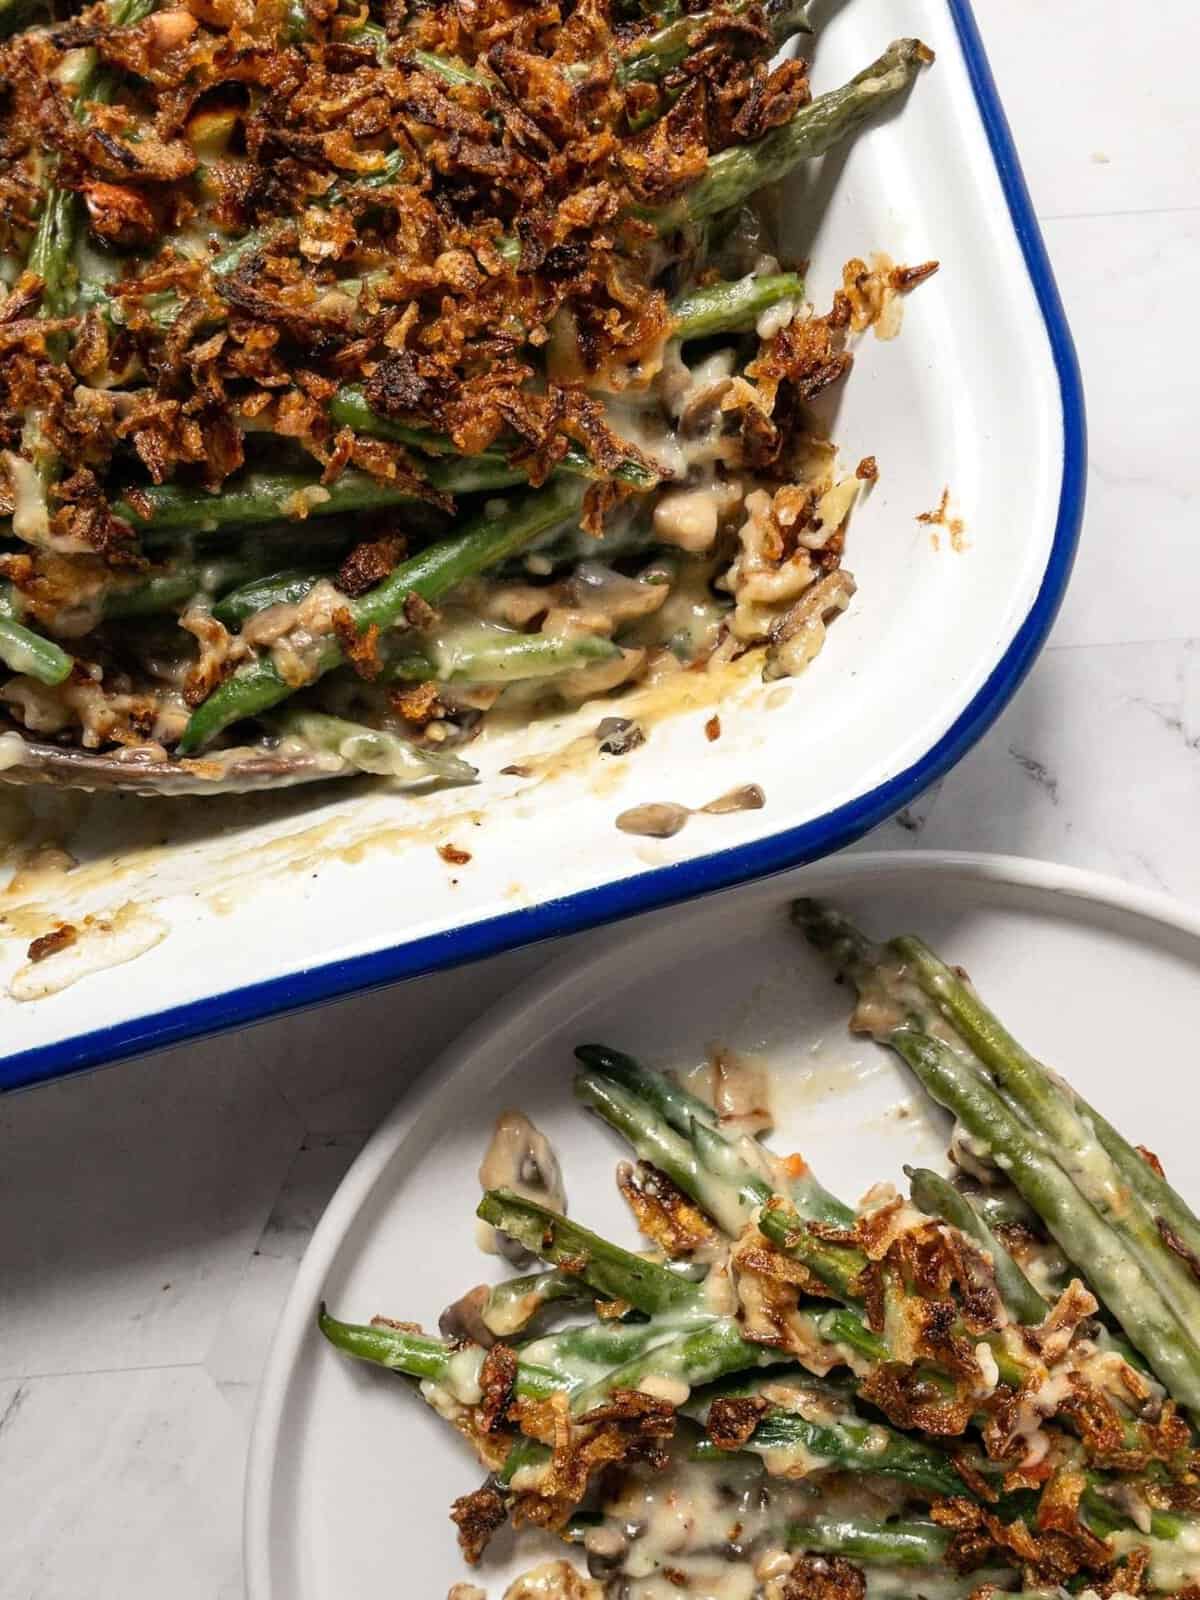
780,1554 -> 866,1600
617,1159 -> 720,1259
0,0 -> 832,560
507,1388 -> 675,1537
930,1486 -> 1118,1590
705,1393 -> 769,1450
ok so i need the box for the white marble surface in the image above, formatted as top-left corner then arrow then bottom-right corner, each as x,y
3,5 -> 1198,1594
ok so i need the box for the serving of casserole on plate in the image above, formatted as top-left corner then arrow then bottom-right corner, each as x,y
246,854 -> 1200,1599
0,0 -> 1083,1086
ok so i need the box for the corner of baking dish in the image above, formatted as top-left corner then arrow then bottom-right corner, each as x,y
0,0 -> 1086,1094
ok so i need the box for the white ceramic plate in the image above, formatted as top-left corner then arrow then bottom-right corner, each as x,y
0,0 -> 1084,1089
245,851 -> 1200,1599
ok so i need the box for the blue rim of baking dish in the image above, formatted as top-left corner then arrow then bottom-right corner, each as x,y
1,0 -> 1087,1093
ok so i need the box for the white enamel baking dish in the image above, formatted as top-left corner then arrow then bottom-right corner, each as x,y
0,0 -> 1084,1090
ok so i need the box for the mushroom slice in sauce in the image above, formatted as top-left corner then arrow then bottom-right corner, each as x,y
705,1043 -> 774,1137
615,785 -> 765,839
477,1110 -> 567,1265
0,727 -> 351,795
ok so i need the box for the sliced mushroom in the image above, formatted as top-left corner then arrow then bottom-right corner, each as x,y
0,726 -> 352,795
439,1284 -> 496,1349
478,1110 -> 567,1266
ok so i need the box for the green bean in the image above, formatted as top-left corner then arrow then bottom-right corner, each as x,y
566,1508 -> 1010,1594
754,1199 -> 871,1302
521,1315 -> 713,1388
892,932 -> 1200,1287
498,1434 -> 549,1488
688,1379 -> 964,1497
0,586 -> 74,685
381,627 -> 621,686
479,1258 -> 703,1340
788,1515 -> 950,1567
797,903 -> 1200,1411
177,477 -> 585,752
97,542 -> 343,622
495,1313 -> 743,1490
327,388 -> 464,457
576,1048 -> 1026,1391
448,1314 -> 771,1499
644,39 -> 930,233
694,1420 -> 962,1495
322,1301 -> 713,1430
28,0 -> 160,318
906,1165 -> 1047,1326
325,1299 -> 770,1524
899,1029 -> 1200,1405
337,487 -> 583,634
797,903 -> 1200,1409
28,188 -> 77,321
328,385 -> 660,490
615,0 -> 811,88
789,1504 -> 1184,1593
478,1189 -> 705,1317
672,272 -> 804,341
575,1065 -> 759,1237
114,471 -> 426,536
212,569 -> 327,629
575,1043 -> 853,1228
698,1379 -> 1177,1546
207,224 -> 291,279
328,277 -> 805,478
283,0 -> 307,43
575,1042 -> 719,1133
114,458 -> 521,538
13,0 -> 160,556
572,1317 -> 791,1412
480,1268 -> 596,1338
215,151 -> 407,275
962,1184 -> 1042,1233
271,710 -> 476,784
577,1064 -> 866,1299
317,1306 -> 560,1399
409,47 -> 488,89
813,1305 -> 889,1367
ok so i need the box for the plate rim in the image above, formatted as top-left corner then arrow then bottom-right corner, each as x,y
243,849 -> 1200,1598
0,0 -> 1087,1095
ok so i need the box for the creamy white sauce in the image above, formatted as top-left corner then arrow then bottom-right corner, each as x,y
500,1562 -> 601,1599
562,1450 -> 958,1599
948,1128 -> 1000,1184
441,1346 -> 486,1407
8,903 -> 168,1003
637,1373 -> 691,1407
4,450 -> 51,547
0,629 -> 52,679
1110,1521 -> 1200,1592
653,481 -> 743,554
477,1111 -> 566,1261
699,1047 -> 773,1136
755,298 -> 797,342
974,1340 -> 1000,1393
622,557 -> 729,664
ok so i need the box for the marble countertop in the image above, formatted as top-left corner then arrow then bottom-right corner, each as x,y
3,4 -> 1198,1594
